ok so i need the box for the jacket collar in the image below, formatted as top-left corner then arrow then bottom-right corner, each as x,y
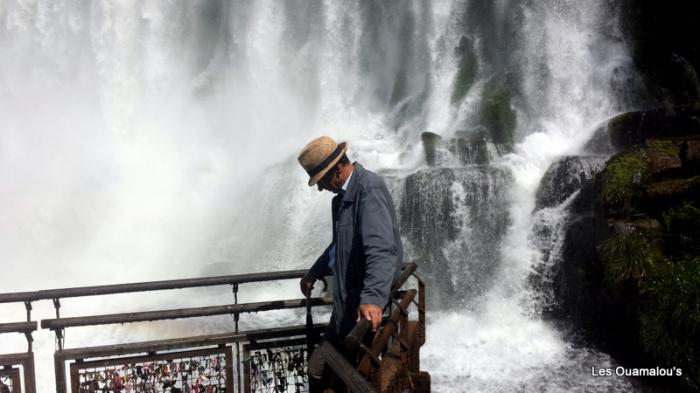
341,162 -> 364,202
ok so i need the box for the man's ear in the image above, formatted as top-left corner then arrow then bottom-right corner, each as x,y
335,164 -> 343,177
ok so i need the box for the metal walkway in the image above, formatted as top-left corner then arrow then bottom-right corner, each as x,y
0,263 -> 429,393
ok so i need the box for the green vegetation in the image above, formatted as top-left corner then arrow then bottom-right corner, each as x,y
599,227 -> 700,389
599,229 -> 664,286
595,135 -> 699,390
390,66 -> 408,105
598,148 -> 648,214
451,53 -> 478,104
598,140 -> 679,214
640,256 -> 700,390
663,202 -> 700,252
451,36 -> 478,104
479,80 -> 516,145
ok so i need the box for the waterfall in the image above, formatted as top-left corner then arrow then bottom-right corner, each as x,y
1,1 -> 653,391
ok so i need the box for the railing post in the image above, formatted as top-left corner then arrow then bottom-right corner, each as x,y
55,329 -> 64,352
54,353 -> 66,393
232,283 -> 242,393
416,275 -> 426,346
24,353 -> 36,393
23,332 -> 32,353
23,302 -> 32,322
52,299 -> 61,319
225,344 -> 235,392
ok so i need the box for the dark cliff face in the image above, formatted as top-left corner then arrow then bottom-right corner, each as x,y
620,0 -> 700,109
550,111 -> 700,391
547,8 -> 700,390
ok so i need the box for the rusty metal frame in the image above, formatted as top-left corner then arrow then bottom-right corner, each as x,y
68,347 -> 234,393
0,322 -> 36,354
0,270 -> 310,304
0,368 -> 21,393
243,337 -> 311,393
41,297 -> 332,331
0,353 -> 36,393
340,267 -> 428,393
0,264 -> 426,393
52,324 -> 328,393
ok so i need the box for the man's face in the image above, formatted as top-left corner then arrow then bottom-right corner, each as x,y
317,166 -> 341,193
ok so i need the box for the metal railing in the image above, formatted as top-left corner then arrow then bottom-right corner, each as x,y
0,263 -> 428,393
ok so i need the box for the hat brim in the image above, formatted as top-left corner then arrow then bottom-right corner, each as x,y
308,142 -> 348,186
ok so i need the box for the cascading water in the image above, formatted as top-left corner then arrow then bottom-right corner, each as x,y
0,1 -> 657,391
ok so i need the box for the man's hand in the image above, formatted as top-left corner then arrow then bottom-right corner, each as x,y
300,273 -> 316,297
358,304 -> 383,332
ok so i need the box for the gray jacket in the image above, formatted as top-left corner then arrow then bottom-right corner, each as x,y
309,163 -> 403,336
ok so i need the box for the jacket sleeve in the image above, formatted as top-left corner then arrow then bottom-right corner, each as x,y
309,243 -> 333,279
358,185 -> 399,307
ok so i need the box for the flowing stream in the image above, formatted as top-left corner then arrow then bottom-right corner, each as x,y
1,1 -> 655,391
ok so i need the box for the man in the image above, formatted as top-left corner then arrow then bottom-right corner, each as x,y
297,136 -> 403,383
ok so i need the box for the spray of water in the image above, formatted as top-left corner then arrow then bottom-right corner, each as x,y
1,1 -> 648,391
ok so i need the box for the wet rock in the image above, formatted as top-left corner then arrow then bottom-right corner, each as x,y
645,175 -> 700,199
645,143 -> 682,177
606,107 -> 700,150
596,140 -> 680,214
447,137 -> 501,165
400,166 -> 511,307
535,156 -> 607,210
560,129 -> 700,390
680,140 -> 700,163
451,35 -> 479,104
420,130 -> 510,166
480,77 -> 516,145
401,167 -> 459,248
420,132 -> 442,166
583,124 -> 617,155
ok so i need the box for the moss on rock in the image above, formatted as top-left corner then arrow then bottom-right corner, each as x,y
591,134 -> 700,390
598,224 -> 700,390
598,148 -> 648,214
479,79 -> 516,145
598,140 -> 680,214
663,202 -> 700,245
451,36 -> 478,104
640,255 -> 700,390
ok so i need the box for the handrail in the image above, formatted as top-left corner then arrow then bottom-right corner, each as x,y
0,269 -> 309,304
392,263 -> 417,292
0,264 -> 417,304
0,263 -> 425,393
41,297 -> 332,330
57,323 -> 327,360
0,321 -> 37,334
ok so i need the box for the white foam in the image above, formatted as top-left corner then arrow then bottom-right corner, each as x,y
0,1 -> 642,391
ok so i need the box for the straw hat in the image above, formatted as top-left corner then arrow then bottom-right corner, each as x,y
298,136 -> 349,186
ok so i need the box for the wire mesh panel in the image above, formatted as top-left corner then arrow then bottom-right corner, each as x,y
243,339 -> 309,393
69,347 -> 234,393
0,368 -> 21,393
